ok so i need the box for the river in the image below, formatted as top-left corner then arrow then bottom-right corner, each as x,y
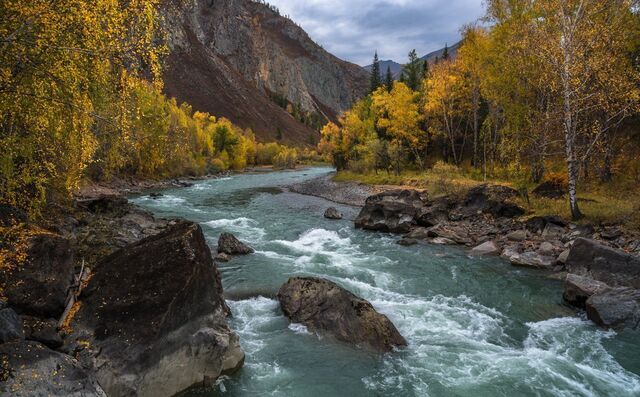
132,167 -> 640,397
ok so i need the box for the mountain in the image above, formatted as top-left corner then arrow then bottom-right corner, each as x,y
161,0 -> 369,145
364,42 -> 461,80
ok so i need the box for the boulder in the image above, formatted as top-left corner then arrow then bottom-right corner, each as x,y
355,190 -> 426,234
431,237 -> 457,245
565,238 -> 640,289
462,184 -> 525,218
416,197 -> 451,227
277,277 -> 406,352
74,194 -> 128,215
405,227 -> 431,240
217,232 -> 254,255
563,274 -> 610,308
557,249 -> 570,264
507,230 -> 528,242
601,228 -> 623,241
531,180 -> 566,199
71,221 -> 244,397
470,241 -> 500,256
0,341 -> 106,396
21,316 -> 63,349
504,250 -> 555,269
0,308 -> 23,343
426,224 -> 473,245
525,215 -> 567,233
542,223 -> 566,240
2,232 -> 74,318
215,252 -> 232,262
324,207 -> 343,220
586,288 -> 640,330
537,241 -> 556,256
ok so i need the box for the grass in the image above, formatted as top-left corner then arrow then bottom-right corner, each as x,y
334,169 -> 640,231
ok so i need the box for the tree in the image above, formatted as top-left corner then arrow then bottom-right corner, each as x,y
370,52 -> 382,93
402,50 -> 424,91
442,43 -> 450,60
385,66 -> 394,92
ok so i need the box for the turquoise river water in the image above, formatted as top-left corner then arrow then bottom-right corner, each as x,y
132,167 -> 640,397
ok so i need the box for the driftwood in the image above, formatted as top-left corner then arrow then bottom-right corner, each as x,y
58,259 -> 90,329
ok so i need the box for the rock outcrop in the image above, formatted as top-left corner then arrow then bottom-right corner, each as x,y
2,232 -> 74,318
565,238 -> 640,288
563,274 -> 609,308
0,341 -> 107,397
71,221 -> 244,397
162,0 -> 368,144
355,190 -> 427,233
218,232 -> 255,255
277,277 -> 406,352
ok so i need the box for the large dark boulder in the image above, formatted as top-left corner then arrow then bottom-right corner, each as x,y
0,341 -> 106,396
565,238 -> 640,289
277,277 -> 407,352
586,288 -> 640,330
415,197 -> 452,227
2,232 -> 74,318
462,184 -> 525,218
355,190 -> 427,234
72,221 -> 244,397
0,308 -> 23,343
217,232 -> 254,255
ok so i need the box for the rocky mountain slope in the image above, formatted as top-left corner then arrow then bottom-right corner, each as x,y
161,0 -> 369,144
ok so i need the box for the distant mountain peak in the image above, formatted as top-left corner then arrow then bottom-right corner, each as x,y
364,42 -> 461,80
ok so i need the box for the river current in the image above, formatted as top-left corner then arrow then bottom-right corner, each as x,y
132,167 -> 640,397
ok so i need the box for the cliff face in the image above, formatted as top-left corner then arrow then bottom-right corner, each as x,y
162,0 -> 369,144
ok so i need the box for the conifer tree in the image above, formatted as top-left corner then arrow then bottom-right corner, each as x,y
422,59 -> 430,80
443,44 -> 450,60
402,49 -> 423,91
370,52 -> 382,93
385,66 -> 394,92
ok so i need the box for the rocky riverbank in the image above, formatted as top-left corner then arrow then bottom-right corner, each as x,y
0,188 -> 243,396
295,174 -> 640,331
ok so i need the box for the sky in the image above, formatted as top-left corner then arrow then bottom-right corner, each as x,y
266,0 -> 486,66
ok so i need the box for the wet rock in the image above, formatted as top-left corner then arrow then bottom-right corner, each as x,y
21,316 -> 62,349
0,341 -> 106,396
427,224 -> 473,245
149,192 -> 164,199
215,252 -> 232,262
563,274 -> 610,308
3,232 -> 74,318
0,204 -> 27,227
355,190 -> 426,233
218,232 -> 254,255
277,277 -> 407,352
586,288 -> 640,330
503,249 -> 555,269
416,198 -> 451,227
397,238 -> 418,246
462,184 -> 525,218
72,221 -> 244,396
406,227 -> 431,240
565,238 -> 640,289
507,230 -> 528,242
531,180 -> 566,199
0,308 -> 23,343
470,241 -> 500,256
324,207 -> 343,220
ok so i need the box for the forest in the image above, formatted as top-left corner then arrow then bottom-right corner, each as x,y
319,0 -> 640,222
0,0 -> 301,217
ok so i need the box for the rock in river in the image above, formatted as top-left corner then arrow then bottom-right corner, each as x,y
218,232 -> 255,255
324,207 -> 343,220
355,189 -> 426,234
566,238 -> 640,289
586,288 -> 640,330
563,274 -> 610,308
71,221 -> 244,397
277,277 -> 407,352
470,241 -> 500,256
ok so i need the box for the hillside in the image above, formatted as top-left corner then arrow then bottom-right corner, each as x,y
161,0 -> 369,145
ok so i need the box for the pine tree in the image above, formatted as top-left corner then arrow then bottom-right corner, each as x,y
385,66 -> 394,92
422,59 -> 429,80
402,49 -> 422,91
370,52 -> 381,93
442,44 -> 450,60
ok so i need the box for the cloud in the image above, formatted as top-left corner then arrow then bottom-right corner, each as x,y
266,0 -> 485,65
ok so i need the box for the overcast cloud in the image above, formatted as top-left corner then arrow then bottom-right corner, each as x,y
266,0 -> 485,66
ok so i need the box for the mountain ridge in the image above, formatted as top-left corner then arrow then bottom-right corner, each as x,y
364,42 -> 461,79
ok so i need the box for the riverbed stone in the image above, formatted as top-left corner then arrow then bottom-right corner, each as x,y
324,207 -> 343,220
71,221 -> 244,397
563,274 -> 610,308
565,238 -> 640,289
218,232 -> 254,255
507,230 -> 528,242
277,277 -> 407,352
470,241 -> 500,256
586,288 -> 640,330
